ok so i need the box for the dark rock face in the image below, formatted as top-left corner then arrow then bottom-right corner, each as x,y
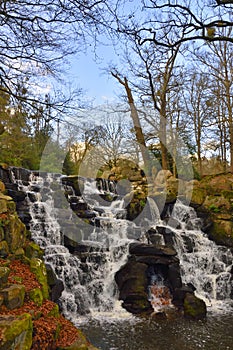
46,264 -> 64,303
129,242 -> 177,257
183,292 -> 207,319
115,259 -> 153,314
115,240 -> 206,318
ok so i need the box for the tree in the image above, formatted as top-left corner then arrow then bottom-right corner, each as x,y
183,72 -> 214,177
114,0 -> 233,49
191,27 -> 233,171
0,0 -> 108,110
111,72 -> 152,173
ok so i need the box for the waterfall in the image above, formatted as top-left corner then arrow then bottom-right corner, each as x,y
167,200 -> 233,311
10,170 -> 153,319
1,166 -> 232,317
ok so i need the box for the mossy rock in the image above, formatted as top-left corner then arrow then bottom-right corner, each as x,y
0,226 -> 4,241
0,240 -> 9,258
25,241 -> 44,259
0,180 -> 5,193
0,267 -> 10,287
29,288 -> 43,307
4,214 -> 26,253
6,201 -> 16,213
15,248 -> 25,258
29,258 -> 49,299
207,220 -> 233,248
0,313 -> 33,350
203,195 -> 231,213
185,186 -> 207,207
0,199 -> 8,214
47,303 -> 60,317
183,293 -> 206,319
1,284 -> 25,310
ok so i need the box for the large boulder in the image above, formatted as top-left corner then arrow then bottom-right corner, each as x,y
115,259 -> 153,314
183,293 -> 207,319
1,284 -> 25,310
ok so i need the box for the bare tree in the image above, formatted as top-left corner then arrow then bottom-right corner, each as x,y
114,0 -> 233,49
111,71 -> 151,173
0,0 -> 108,109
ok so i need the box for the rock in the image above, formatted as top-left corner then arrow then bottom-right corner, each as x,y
25,241 -> 44,259
172,285 -> 196,308
155,170 -> 173,186
4,214 -> 26,253
29,288 -> 43,307
0,199 -> 7,214
157,226 -> 176,247
206,220 -> 233,248
6,189 -> 27,202
135,255 -> 178,265
1,284 -> 25,309
0,267 -> 10,287
183,293 -> 207,319
30,258 -> 49,299
0,193 -> 13,201
0,180 -> 5,193
0,227 -> 4,241
129,242 -> 177,256
167,264 -> 182,291
115,259 -> 153,315
0,313 -> 32,350
46,264 -> 64,302
61,176 -> 85,196
0,240 -> 9,258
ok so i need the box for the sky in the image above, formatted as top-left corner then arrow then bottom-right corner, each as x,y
68,43 -> 122,106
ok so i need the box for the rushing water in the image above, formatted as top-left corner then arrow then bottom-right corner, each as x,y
4,167 -> 233,350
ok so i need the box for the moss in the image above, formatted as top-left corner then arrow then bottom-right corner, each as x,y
0,199 -> 8,214
0,313 -> 33,350
0,240 -> 9,257
6,200 -> 16,213
4,214 -> 26,252
30,258 -> 49,299
9,275 -> 23,284
222,190 -> 233,200
29,288 -> 44,307
47,303 -> 60,318
208,204 -> 220,213
25,241 -> 44,259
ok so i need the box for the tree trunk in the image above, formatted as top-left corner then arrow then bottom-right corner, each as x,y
111,72 -> 151,174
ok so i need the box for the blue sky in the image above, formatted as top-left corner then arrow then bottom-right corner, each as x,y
69,44 -> 122,106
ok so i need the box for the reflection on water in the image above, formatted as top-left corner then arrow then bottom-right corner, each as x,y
78,313 -> 233,350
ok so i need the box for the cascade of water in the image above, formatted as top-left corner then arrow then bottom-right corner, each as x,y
13,170 -> 144,318
168,200 -> 233,311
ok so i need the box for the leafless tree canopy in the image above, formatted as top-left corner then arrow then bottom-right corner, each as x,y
0,0 -> 110,101
114,0 -> 233,49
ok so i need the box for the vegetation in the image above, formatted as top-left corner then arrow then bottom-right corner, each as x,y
1,1 -> 233,177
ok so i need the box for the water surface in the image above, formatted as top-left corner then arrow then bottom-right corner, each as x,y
78,313 -> 233,350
